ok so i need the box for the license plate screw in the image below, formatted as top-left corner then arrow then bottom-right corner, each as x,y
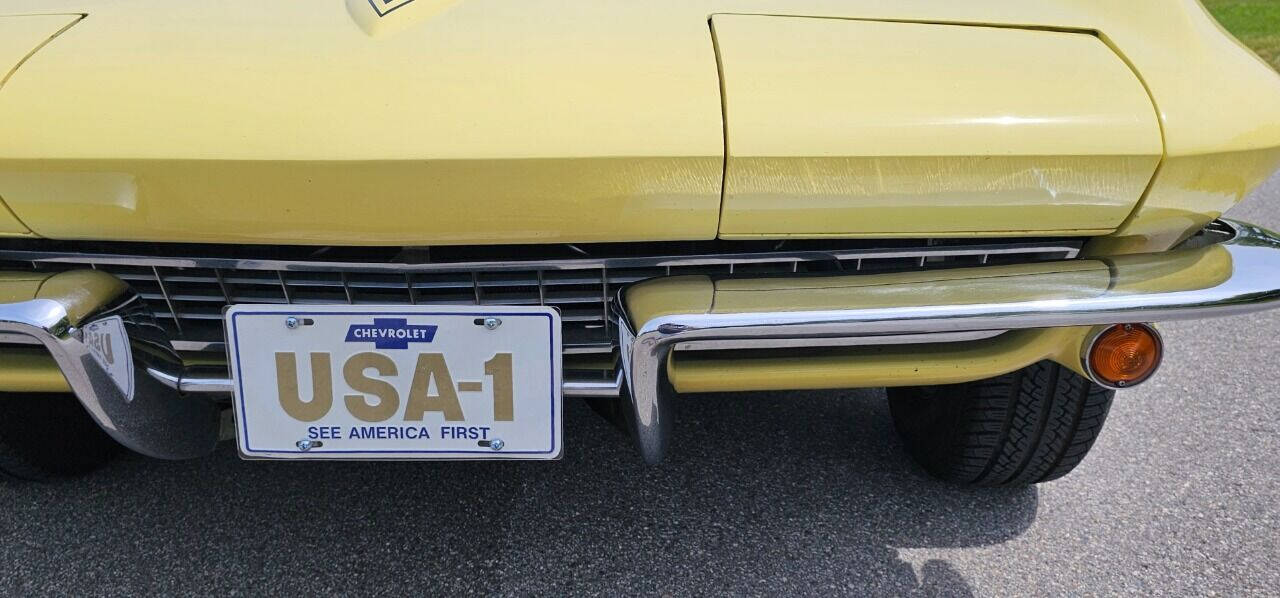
285,316 -> 300,329
489,438 -> 505,451
482,317 -> 501,330
296,438 -> 322,451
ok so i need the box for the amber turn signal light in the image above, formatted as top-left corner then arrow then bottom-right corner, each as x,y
1084,324 -> 1163,389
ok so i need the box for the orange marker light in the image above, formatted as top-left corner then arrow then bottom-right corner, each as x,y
1086,324 -> 1163,388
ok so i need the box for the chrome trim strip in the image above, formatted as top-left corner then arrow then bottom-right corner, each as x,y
562,372 -> 625,398
0,332 -> 41,345
170,339 -> 226,352
563,345 -> 617,356
615,220 -> 1280,464
145,368 -> 236,395
0,241 -> 1080,274
675,329 -> 1007,351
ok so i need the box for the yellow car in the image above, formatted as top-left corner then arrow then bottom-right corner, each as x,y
0,0 -> 1278,486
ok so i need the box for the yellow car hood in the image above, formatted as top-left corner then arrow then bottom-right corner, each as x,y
0,1 -> 1277,247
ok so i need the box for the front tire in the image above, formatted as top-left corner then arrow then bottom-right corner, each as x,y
888,361 -> 1114,487
0,392 -> 122,481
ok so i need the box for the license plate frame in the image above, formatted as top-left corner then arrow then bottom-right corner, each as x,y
224,304 -> 562,460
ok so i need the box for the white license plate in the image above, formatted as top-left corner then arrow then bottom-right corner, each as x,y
224,304 -> 562,460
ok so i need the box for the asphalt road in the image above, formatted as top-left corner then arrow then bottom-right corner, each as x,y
3,175 -> 1280,597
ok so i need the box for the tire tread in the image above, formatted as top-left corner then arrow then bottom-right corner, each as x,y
888,361 -> 1114,487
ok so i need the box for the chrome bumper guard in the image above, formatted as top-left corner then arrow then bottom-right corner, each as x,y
0,272 -> 221,459
616,220 -> 1280,464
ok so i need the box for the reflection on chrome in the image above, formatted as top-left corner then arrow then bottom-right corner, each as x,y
616,220 -> 1280,464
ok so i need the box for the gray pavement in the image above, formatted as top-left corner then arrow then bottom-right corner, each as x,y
3,174 -> 1280,596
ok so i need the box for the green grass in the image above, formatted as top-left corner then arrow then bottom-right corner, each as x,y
1203,0 -> 1280,71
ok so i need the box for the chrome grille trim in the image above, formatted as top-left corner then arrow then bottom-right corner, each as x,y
0,240 -> 1082,353
0,241 -> 1079,273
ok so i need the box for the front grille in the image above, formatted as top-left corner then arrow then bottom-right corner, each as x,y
0,238 -> 1082,356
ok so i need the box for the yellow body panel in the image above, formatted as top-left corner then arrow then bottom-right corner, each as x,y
0,2 -> 725,245
713,16 -> 1162,237
0,158 -> 721,245
0,271 -> 128,393
0,15 -> 77,85
712,261 -> 1114,312
0,273 -> 48,305
1091,2 -> 1280,253
1088,148 -> 1280,255
669,328 -> 1092,393
705,247 -> 1233,315
34,270 -> 131,325
0,270 -> 129,324
0,13 -> 81,237
0,1 -> 1274,246
0,348 -> 69,393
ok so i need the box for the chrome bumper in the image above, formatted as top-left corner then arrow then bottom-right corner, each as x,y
616,220 -> 1280,464
0,272 -> 221,459
0,267 -> 626,459
2,220 -> 1277,463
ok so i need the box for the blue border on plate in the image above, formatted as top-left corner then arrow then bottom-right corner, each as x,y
229,309 -> 559,456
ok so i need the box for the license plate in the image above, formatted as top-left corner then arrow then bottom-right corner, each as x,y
224,304 -> 562,460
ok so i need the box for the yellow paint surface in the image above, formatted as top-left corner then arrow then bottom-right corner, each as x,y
0,1 -> 1276,248
714,16 -> 1162,237
0,3 -> 724,245
0,13 -> 80,236
669,328 -> 1092,393
0,347 -> 70,393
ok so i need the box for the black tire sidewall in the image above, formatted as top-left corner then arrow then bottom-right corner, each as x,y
0,392 -> 122,481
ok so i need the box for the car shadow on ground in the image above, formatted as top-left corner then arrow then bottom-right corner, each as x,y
1,389 -> 1037,595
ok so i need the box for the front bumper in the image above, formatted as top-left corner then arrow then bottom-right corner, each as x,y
616,220 -> 1280,463
1,220 -> 1278,463
0,271 -> 221,459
